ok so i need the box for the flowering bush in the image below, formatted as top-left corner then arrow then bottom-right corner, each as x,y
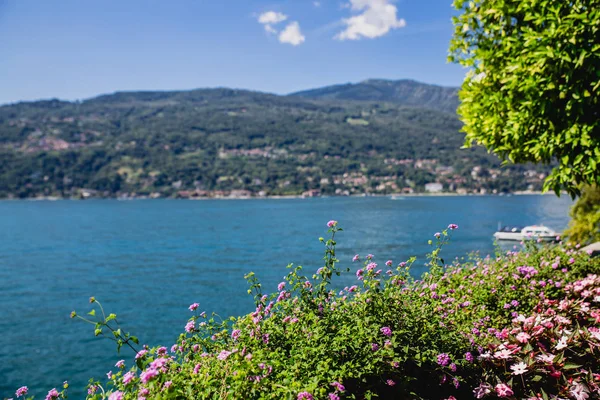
10,222 -> 600,399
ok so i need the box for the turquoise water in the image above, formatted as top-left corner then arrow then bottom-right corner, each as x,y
0,195 -> 573,398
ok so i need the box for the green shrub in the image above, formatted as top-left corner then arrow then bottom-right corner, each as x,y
12,222 -> 600,399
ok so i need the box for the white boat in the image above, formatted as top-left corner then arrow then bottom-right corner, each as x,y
494,225 -> 558,242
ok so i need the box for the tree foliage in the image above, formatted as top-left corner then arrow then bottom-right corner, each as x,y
449,0 -> 600,197
564,185 -> 600,244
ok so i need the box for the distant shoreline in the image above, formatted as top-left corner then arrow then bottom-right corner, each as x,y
0,191 -> 560,201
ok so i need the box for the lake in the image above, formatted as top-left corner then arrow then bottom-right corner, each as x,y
0,195 -> 573,398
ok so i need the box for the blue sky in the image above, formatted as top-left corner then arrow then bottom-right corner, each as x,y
0,0 -> 466,104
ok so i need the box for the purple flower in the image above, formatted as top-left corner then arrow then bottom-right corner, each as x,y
371,343 -> 379,351
448,224 -> 458,230
386,379 -> 396,386
437,353 -> 450,366
297,392 -> 314,400
328,394 -> 340,400
16,386 -> 28,397
465,352 -> 474,362
473,383 -> 492,399
330,382 -> 345,392
189,302 -> 199,311
231,329 -> 241,340
380,326 -> 392,337
327,220 -> 337,228
449,363 -> 457,372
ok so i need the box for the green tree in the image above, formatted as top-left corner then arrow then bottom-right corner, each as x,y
564,185 -> 600,244
449,0 -> 600,197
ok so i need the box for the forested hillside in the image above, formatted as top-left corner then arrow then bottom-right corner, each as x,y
0,82 -> 548,199
290,79 -> 459,114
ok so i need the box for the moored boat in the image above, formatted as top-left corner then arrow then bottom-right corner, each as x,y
494,225 -> 558,242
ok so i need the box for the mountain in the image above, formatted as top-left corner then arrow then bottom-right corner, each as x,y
0,82 -> 546,199
290,79 -> 460,114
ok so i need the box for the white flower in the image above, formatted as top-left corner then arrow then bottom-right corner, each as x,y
569,382 -> 589,400
555,336 -> 568,350
535,353 -> 555,364
510,361 -> 528,375
494,349 -> 512,360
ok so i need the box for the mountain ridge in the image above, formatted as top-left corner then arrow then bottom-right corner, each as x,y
0,79 -> 548,199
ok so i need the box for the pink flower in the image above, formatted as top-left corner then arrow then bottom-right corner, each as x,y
330,382 -> 345,392
298,392 -> 314,400
277,282 -> 286,291
135,349 -> 148,359
495,383 -> 514,398
328,394 -> 340,400
352,254 -> 360,262
108,391 -> 123,400
157,346 -> 167,355
366,262 -> 377,271
107,370 -> 113,379
16,386 -> 28,397
185,320 -> 195,332
189,303 -> 199,311
218,350 -> 233,360
163,381 -> 173,390
45,388 -> 60,400
327,220 -> 337,228
122,371 -> 135,385
516,332 -> 531,343
231,329 -> 241,340
386,379 -> 396,386
380,326 -> 392,337
140,368 -> 159,383
569,257 -> 575,264
448,223 -> 458,230
115,359 -> 125,368
193,363 -> 201,374
434,232 -> 441,238
385,260 -> 392,266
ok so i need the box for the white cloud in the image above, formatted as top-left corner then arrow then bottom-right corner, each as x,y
335,0 -> 406,40
258,11 -> 288,34
278,22 -> 306,46
258,11 -> 288,25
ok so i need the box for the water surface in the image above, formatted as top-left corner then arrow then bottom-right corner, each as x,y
0,195 -> 573,398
